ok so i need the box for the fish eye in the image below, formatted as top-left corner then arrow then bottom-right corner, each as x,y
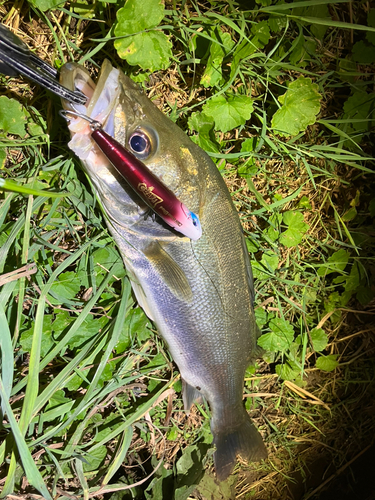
129,131 -> 151,159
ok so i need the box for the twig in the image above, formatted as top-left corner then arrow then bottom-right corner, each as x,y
284,380 -> 330,411
0,263 -> 37,286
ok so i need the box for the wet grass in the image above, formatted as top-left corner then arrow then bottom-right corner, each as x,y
0,0 -> 375,499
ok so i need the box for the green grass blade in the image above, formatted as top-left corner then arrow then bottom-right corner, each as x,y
0,305 -> 13,414
0,376 -> 53,500
0,178 -> 67,198
260,0 -> 347,11
102,426 -> 133,486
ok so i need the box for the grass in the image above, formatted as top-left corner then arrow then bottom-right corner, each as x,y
0,0 -> 375,499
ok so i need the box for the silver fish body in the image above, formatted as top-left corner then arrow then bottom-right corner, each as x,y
60,60 -> 267,480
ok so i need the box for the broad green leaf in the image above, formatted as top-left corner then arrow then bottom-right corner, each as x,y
289,37 -> 317,68
252,252 -> 279,280
196,472 -> 236,499
52,310 -> 74,337
45,390 -> 70,411
0,96 -> 27,137
317,248 -> 349,276
230,39 -> 259,80
255,307 -> 268,329
114,0 -> 172,71
49,271 -> 81,300
115,31 -> 172,71
352,41 -> 375,64
271,77 -> 321,136
28,0 -> 64,11
145,463 -> 174,500
342,91 -> 375,134
316,354 -> 339,372
20,316 -> 54,357
246,237 -> 259,253
276,360 -> 300,381
333,262 -> 362,292
241,137 -> 257,153
251,20 -> 270,46
167,425 -> 179,441
68,316 -> 108,348
279,211 -> 309,247
174,443 -> 208,500
65,373 -> 84,392
292,3 -> 330,40
268,15 -> 287,33
201,29 -> 234,88
238,138 -> 258,178
82,446 -> 107,472
257,318 -> 294,353
188,112 -> 219,153
238,160 -> 257,178
116,306 -> 150,354
297,196 -> 312,209
323,292 -> 344,324
343,262 -> 361,293
289,35 -> 305,66
92,246 -> 126,279
42,390 -> 74,422
310,328 -> 328,352
264,213 -> 282,242
202,94 -> 254,133
338,58 -> 357,83
356,286 -> 375,306
147,352 -> 166,368
72,0 -> 96,18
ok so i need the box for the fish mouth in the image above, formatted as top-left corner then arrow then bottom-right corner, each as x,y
60,60 -> 121,141
59,59 -> 150,223
59,60 -> 124,164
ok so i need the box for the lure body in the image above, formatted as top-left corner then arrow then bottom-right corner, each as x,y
91,127 -> 202,240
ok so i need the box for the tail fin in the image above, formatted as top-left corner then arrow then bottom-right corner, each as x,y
212,408 -> 267,481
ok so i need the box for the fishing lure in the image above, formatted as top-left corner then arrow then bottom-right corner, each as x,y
61,110 -> 202,240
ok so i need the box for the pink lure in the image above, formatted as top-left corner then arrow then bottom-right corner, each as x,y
91,127 -> 202,240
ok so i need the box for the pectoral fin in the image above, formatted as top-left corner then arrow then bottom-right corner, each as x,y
143,241 -> 193,302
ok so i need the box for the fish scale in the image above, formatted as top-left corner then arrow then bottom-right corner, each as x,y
60,58 -> 267,480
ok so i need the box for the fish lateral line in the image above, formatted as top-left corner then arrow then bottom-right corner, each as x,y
60,109 -> 202,240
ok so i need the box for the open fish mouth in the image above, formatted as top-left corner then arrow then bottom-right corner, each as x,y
60,61 -> 122,161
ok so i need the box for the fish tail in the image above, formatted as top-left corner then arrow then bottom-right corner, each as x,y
212,408 -> 267,481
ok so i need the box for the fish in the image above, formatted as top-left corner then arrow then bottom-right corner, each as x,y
60,59 -> 267,480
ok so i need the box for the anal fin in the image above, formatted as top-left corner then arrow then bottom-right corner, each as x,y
182,378 -> 203,414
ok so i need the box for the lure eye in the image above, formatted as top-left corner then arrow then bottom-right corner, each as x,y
129,131 -> 151,159
190,212 -> 200,228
